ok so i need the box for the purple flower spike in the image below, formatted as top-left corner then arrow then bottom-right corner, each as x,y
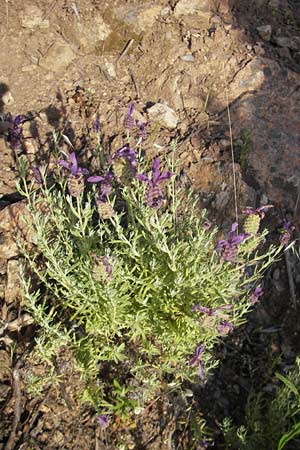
97,414 -> 109,429
93,116 -> 100,133
249,285 -> 264,305
136,157 -> 173,208
136,120 -> 149,140
243,205 -> 273,218
124,102 -> 134,130
31,166 -> 43,185
190,345 -> 206,380
203,218 -> 212,230
217,320 -> 234,336
114,144 -> 137,167
279,219 -> 295,246
57,152 -> 89,176
6,114 -> 24,150
215,223 -> 248,263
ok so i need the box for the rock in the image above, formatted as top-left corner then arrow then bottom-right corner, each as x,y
174,0 -> 211,17
217,57 -> 300,209
59,15 -> 111,54
147,103 -> 178,129
277,46 -> 292,59
0,140 -> 18,197
257,25 -> 272,41
98,61 -> 116,80
5,260 -> 22,304
39,40 -> 76,72
21,4 -> 49,29
1,91 -> 14,106
114,4 -> 162,34
180,54 -> 195,62
0,201 -> 34,259
274,36 -> 300,51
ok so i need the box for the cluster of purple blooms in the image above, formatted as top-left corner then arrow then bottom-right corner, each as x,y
279,219 -> 295,246
5,113 -> 24,151
215,222 -> 248,264
123,102 -> 149,139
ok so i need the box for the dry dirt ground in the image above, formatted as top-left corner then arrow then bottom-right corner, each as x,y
1,0 -> 300,449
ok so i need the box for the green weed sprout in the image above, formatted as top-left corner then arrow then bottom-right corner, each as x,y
221,358 -> 300,450
17,142 -> 280,421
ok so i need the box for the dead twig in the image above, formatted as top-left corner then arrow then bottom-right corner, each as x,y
284,247 -> 297,308
128,68 -> 140,98
115,39 -> 135,65
226,87 -> 239,228
41,0 -> 59,22
5,342 -> 35,450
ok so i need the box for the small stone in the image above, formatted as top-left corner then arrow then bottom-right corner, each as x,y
2,91 -> 14,106
21,64 -> 38,72
114,4 -> 162,34
21,5 -> 49,29
180,54 -> 195,62
98,61 -> 116,80
5,260 -> 22,304
277,46 -> 292,59
257,25 -> 272,41
39,40 -> 76,72
174,0 -> 211,17
274,36 -> 300,50
147,103 -> 178,129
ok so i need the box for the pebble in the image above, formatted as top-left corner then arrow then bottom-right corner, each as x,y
21,5 -> 50,29
147,103 -> 179,129
257,25 -> 272,41
180,54 -> 195,62
39,40 -> 76,73
2,91 -> 14,105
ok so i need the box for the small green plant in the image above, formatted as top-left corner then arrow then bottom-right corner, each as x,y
16,104 -> 280,423
221,358 -> 300,450
234,129 -> 252,171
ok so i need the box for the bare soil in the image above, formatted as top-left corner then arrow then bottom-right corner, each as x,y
1,1 -> 300,449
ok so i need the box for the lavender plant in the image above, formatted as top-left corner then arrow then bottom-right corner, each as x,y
17,131 -> 280,421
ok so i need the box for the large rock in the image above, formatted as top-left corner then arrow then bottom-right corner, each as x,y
39,40 -> 76,72
217,57 -> 300,209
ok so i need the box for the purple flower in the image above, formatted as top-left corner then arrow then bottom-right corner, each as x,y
57,152 -> 89,176
203,218 -> 212,230
136,157 -> 172,208
249,285 -> 263,305
243,205 -> 273,218
31,166 -> 43,185
217,320 -> 234,336
6,113 -> 24,150
88,172 -> 114,199
215,223 -> 248,263
136,120 -> 149,140
190,345 -> 206,380
93,116 -> 100,133
279,219 -> 295,246
97,414 -> 109,429
57,153 -> 89,196
113,144 -> 137,168
198,439 -> 214,449
124,102 -> 134,130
